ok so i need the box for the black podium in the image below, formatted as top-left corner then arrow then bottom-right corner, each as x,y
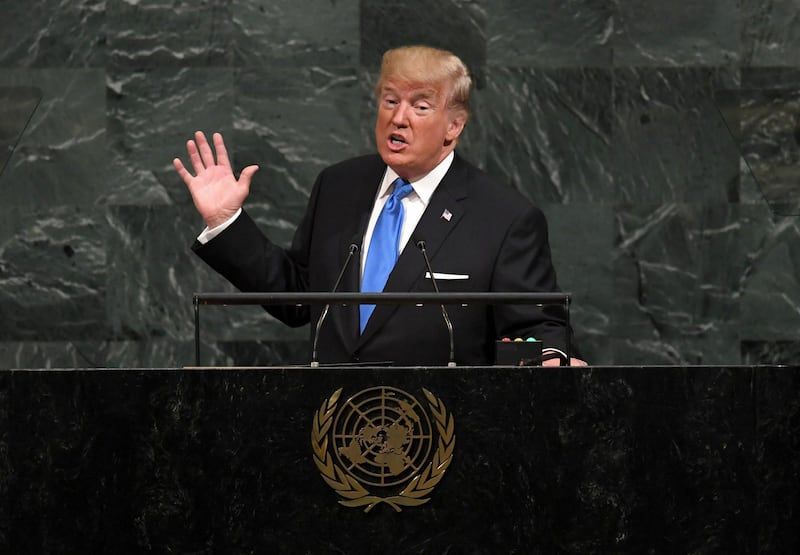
1,364 -> 798,554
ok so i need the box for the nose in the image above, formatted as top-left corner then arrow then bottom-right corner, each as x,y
390,101 -> 409,126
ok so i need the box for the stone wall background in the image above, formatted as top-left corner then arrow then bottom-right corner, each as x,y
1,0 -> 798,368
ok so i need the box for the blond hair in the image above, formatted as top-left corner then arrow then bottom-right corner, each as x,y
375,45 -> 472,120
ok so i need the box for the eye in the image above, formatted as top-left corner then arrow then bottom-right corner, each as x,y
414,102 -> 431,114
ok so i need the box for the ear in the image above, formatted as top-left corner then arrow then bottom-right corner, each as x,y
445,112 -> 467,143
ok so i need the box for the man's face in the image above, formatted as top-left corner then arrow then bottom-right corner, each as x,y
375,79 -> 465,181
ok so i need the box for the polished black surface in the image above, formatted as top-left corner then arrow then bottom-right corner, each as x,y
0,365 -> 797,553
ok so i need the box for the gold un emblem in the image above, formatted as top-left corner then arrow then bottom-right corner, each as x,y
311,386 -> 456,512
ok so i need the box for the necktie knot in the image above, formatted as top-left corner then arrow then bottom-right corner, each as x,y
389,177 -> 413,202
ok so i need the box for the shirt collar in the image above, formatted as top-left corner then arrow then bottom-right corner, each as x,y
379,151 -> 455,205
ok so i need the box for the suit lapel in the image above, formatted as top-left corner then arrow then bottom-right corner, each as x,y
357,155 -> 469,344
332,159 -> 386,351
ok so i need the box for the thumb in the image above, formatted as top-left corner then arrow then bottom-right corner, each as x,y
238,165 -> 260,188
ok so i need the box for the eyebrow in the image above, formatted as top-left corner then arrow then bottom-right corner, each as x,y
412,89 -> 438,102
380,85 -> 439,101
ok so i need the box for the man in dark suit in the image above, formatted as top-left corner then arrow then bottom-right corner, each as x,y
174,45 -> 586,367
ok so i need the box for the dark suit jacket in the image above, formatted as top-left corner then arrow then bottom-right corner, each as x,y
194,153 -> 580,366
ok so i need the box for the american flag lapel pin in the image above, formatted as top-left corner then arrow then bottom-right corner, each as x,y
441,208 -> 452,221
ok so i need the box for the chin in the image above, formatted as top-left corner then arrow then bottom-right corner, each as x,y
378,149 -> 406,169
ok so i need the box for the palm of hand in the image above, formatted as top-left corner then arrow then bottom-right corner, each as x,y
188,164 -> 246,226
174,132 -> 259,230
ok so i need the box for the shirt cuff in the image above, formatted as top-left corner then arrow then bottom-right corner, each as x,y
196,208 -> 242,244
542,347 -> 568,361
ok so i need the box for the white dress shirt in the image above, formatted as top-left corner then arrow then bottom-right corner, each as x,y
359,152 -> 454,278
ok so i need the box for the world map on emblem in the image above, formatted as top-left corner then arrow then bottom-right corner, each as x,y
332,386 -> 434,487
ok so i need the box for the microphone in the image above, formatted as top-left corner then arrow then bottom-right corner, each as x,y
310,240 -> 360,367
415,240 -> 456,367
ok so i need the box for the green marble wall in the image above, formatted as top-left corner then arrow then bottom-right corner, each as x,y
1,0 -> 798,368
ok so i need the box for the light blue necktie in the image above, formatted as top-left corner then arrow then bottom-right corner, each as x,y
360,177 -> 414,333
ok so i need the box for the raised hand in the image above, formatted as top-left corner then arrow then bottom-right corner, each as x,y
173,131 -> 259,229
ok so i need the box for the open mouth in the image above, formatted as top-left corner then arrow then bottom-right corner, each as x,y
389,134 -> 407,146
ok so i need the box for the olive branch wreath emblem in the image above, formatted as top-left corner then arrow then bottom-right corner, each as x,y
311,387 -> 456,512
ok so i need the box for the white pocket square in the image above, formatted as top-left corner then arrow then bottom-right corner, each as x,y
425,272 -> 469,280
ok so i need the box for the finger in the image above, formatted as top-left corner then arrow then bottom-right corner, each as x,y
213,133 -> 232,170
173,158 -> 194,186
238,164 -> 260,189
195,130 -> 216,168
186,139 -> 205,175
